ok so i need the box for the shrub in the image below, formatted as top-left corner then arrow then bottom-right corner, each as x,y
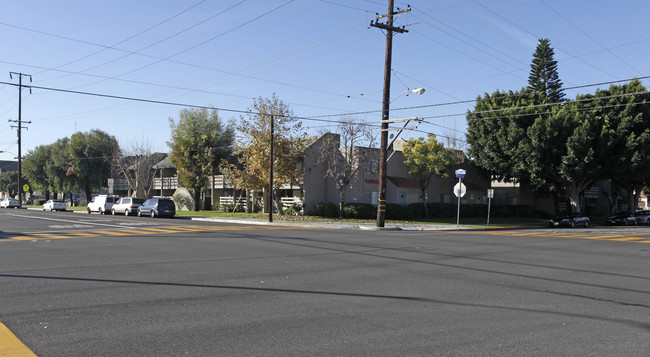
284,202 -> 302,216
407,203 -> 425,219
316,201 -> 338,218
342,202 -> 375,219
386,203 -> 410,220
172,193 -> 190,211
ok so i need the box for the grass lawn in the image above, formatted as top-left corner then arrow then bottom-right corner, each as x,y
23,205 -> 548,228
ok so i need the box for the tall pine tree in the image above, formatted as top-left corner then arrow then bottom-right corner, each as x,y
528,38 -> 564,103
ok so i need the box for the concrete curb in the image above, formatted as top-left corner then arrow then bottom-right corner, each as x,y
35,208 -> 543,232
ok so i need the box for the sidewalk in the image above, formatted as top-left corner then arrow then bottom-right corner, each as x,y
182,215 -> 530,231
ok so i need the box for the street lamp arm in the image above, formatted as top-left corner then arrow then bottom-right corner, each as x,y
389,88 -> 425,104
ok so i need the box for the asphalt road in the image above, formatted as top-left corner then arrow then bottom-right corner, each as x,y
1,209 -> 649,356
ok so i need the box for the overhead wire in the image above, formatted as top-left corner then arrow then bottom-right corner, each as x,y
36,0 -> 211,80
538,0 -> 642,76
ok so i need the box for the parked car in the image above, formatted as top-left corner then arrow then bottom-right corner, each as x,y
43,200 -> 66,211
606,212 -> 637,226
633,210 -> 650,225
87,195 -> 119,214
137,198 -> 176,218
548,213 -> 590,228
111,197 -> 146,216
0,198 -> 20,208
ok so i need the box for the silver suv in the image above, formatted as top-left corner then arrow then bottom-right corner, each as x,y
87,195 -> 118,214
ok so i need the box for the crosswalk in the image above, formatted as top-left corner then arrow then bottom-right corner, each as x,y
478,230 -> 650,243
0,225 -> 296,242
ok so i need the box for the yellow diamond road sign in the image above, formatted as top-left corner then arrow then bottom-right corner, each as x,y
23,184 -> 29,192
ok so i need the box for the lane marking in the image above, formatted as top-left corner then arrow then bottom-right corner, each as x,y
0,322 -> 36,356
0,225 -> 285,242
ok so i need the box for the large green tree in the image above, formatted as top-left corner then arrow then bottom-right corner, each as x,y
402,134 -> 464,217
528,38 -> 564,103
525,101 -> 604,213
168,107 -> 235,211
68,130 -> 119,202
595,80 -> 650,212
466,88 -> 543,183
23,144 -> 55,200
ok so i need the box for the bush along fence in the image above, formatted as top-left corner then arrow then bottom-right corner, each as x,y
316,201 -> 544,220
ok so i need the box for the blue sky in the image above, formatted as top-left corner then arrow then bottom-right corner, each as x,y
1,0 -> 649,161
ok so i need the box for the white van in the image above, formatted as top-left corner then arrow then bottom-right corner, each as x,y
87,195 -> 118,214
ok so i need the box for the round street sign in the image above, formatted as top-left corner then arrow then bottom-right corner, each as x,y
453,182 -> 466,197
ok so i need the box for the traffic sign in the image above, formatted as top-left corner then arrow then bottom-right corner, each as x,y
455,169 -> 466,178
487,188 -> 494,198
453,182 -> 466,197
23,184 -> 29,192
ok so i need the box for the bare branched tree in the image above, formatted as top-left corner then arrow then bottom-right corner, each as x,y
316,118 -> 377,218
112,140 -> 163,198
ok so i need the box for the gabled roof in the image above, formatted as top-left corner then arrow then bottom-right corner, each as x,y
388,177 -> 420,188
152,156 -> 174,169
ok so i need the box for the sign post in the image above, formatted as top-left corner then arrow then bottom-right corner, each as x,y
487,188 -> 494,226
454,169 -> 466,228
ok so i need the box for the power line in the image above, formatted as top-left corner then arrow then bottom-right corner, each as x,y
1,75 -> 648,128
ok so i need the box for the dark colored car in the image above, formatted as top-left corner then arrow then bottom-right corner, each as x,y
633,210 -> 650,225
137,198 -> 176,218
606,212 -> 637,226
548,213 -> 590,228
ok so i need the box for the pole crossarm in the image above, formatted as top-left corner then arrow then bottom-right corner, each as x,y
380,117 -> 421,124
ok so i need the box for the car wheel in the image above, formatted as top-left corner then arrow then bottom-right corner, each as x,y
584,220 -> 589,228
125,209 -> 130,216
87,208 -> 91,214
99,208 -> 104,215
624,220 -> 628,226
137,210 -> 142,217
571,221 -> 575,228
111,208 -> 116,215
151,210 -> 156,218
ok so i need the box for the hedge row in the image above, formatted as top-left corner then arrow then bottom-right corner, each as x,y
316,201 -> 541,220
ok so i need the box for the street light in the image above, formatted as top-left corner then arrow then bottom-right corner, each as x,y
390,88 -> 425,104
377,87 -> 425,228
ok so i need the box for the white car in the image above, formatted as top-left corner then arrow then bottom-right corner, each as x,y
87,195 -> 118,214
43,200 -> 67,211
111,197 -> 146,216
0,198 -> 20,208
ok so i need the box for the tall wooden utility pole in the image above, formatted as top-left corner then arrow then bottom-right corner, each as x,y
268,115 -> 274,223
370,1 -> 410,227
9,72 -> 32,206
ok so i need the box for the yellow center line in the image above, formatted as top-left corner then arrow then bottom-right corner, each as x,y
0,322 -> 36,356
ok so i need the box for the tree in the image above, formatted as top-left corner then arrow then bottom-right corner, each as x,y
525,101 -> 604,213
68,130 -> 119,202
168,108 -> 235,211
228,94 -> 306,214
595,80 -> 650,212
23,144 -> 55,200
0,171 -> 18,198
466,88 -> 543,183
112,140 -> 164,199
315,118 -> 376,218
528,38 -> 564,103
402,134 -> 464,217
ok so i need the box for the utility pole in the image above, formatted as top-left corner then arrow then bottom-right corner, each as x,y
370,1 -> 410,227
9,72 -> 32,206
268,115 -> 274,223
